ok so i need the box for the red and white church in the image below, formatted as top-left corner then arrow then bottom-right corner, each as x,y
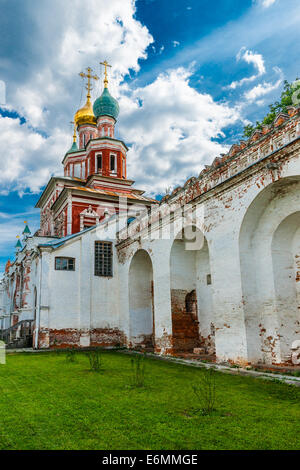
37,64 -> 155,238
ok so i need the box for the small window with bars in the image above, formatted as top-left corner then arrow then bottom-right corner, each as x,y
95,241 -> 113,277
55,257 -> 75,271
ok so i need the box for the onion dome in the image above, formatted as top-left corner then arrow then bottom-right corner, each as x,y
15,238 -> 22,251
93,87 -> 119,121
23,223 -> 31,237
74,96 -> 97,127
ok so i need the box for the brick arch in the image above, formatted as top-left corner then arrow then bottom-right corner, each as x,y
170,226 -> 215,356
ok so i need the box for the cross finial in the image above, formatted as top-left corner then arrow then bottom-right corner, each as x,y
79,67 -> 99,100
70,120 -> 77,143
100,60 -> 112,88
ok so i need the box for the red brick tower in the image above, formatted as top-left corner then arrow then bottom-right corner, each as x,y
36,63 -> 156,237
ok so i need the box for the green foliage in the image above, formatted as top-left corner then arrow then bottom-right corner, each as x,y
65,348 -> 77,363
130,354 -> 146,388
88,349 -> 103,372
243,79 -> 300,138
192,368 -> 217,415
0,351 -> 300,450
243,124 -> 255,138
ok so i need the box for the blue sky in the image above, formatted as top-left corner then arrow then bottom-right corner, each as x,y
0,0 -> 299,272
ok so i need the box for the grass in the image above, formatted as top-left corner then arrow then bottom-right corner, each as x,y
0,351 -> 299,450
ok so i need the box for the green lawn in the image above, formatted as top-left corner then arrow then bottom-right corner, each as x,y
0,351 -> 299,450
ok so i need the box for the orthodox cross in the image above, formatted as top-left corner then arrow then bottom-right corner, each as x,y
79,67 -> 99,99
70,121 -> 76,142
100,60 -> 112,88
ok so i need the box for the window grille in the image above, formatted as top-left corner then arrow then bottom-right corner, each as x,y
95,241 -> 113,277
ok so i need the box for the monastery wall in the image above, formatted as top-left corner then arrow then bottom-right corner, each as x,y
1,108 -> 300,365
116,110 -> 300,364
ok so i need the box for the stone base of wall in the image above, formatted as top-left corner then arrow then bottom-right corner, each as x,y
36,328 -> 126,349
155,331 -> 174,356
129,334 -> 154,351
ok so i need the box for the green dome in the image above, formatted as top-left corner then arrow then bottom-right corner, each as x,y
15,239 -> 22,250
67,141 -> 78,154
93,88 -> 119,121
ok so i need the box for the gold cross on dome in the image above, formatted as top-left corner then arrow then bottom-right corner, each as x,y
79,67 -> 99,99
70,121 -> 76,143
100,60 -> 112,88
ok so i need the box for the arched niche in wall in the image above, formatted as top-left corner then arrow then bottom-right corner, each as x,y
239,176 -> 300,365
129,249 -> 154,350
169,225 -> 215,355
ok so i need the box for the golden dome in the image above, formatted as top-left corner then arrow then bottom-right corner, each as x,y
74,96 -> 97,127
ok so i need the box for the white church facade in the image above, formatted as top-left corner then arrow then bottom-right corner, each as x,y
1,66 -> 300,367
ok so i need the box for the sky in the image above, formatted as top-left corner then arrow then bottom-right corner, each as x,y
0,0 -> 300,272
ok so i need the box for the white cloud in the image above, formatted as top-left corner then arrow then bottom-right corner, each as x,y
243,66 -> 283,103
255,0 -> 277,8
0,116 -> 69,193
228,47 -> 266,90
118,67 -> 241,195
0,0 -> 290,199
244,77 -> 282,102
8,0 -> 154,130
173,41 -> 180,47
0,0 -> 154,194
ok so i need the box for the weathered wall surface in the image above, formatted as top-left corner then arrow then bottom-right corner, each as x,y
2,109 -> 300,365
35,228 -> 123,349
117,112 -> 300,365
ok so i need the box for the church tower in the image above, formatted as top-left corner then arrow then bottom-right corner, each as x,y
36,62 -> 156,237
74,67 -> 98,150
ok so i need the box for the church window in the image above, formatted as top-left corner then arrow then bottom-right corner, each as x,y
97,154 -> 102,173
110,154 -> 117,173
74,164 -> 81,178
55,257 -> 75,271
83,134 -> 86,147
94,241 -> 113,277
